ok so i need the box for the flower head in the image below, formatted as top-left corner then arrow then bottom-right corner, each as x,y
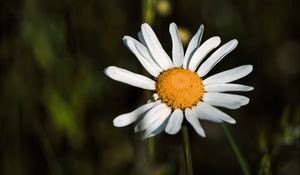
105,23 -> 253,139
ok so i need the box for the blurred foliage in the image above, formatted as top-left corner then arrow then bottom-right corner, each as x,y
0,0 -> 299,175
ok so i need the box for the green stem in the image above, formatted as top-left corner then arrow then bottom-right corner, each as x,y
142,0 -> 155,25
181,125 -> 194,175
148,137 -> 156,161
222,123 -> 251,175
143,0 -> 156,163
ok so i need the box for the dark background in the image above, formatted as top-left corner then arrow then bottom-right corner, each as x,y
0,0 -> 299,174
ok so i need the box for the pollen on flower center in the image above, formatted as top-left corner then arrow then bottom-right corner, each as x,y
156,68 -> 204,109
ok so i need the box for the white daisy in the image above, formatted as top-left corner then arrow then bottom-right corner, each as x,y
104,23 -> 253,139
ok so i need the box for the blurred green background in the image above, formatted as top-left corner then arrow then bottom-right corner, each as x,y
0,0 -> 299,174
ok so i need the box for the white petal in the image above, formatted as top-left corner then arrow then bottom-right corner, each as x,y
113,101 -> 160,127
135,103 -> 170,132
203,65 -> 253,85
165,109 -> 184,134
123,36 -> 162,77
137,31 -> 147,46
142,118 -> 169,139
104,66 -> 156,90
188,36 -> 221,71
197,39 -> 238,77
147,93 -> 160,103
142,106 -> 171,138
141,23 -> 173,70
138,31 -> 166,71
204,83 -> 254,92
185,108 -> 206,137
169,23 -> 184,67
203,92 -> 249,109
152,93 -> 159,100
183,25 -> 204,68
194,102 -> 236,124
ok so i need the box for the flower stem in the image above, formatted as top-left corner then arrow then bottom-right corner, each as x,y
222,123 -> 251,175
142,0 -> 157,163
148,137 -> 156,161
181,125 -> 194,175
142,0 -> 155,25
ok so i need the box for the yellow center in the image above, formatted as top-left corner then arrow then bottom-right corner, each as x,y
156,68 -> 204,109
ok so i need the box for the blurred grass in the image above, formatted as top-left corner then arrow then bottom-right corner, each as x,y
1,0 -> 300,174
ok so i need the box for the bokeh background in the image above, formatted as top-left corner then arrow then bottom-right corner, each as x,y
1,0 -> 299,174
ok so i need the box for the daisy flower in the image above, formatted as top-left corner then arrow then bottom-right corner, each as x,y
104,23 -> 253,139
